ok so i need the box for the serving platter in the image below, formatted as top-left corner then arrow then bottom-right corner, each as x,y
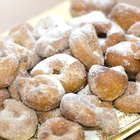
1,1 -> 140,140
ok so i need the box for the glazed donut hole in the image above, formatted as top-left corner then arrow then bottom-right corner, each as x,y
38,117 -> 84,140
105,41 -> 140,79
0,99 -> 38,140
114,82 -> 140,113
110,3 -> 140,31
17,75 -> 65,111
60,93 -> 119,134
30,54 -> 87,92
37,108 -> 63,124
69,24 -> 104,68
88,65 -> 128,101
70,0 -> 117,17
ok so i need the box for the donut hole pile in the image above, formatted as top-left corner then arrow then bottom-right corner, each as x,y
1,0 -> 140,140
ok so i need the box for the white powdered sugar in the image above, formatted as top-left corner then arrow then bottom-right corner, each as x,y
106,41 -> 135,56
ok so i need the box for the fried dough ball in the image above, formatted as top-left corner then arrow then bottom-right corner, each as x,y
127,22 -> 140,37
70,0 -> 117,17
8,23 -> 40,69
38,117 -> 84,140
69,11 -> 111,33
105,41 -> 140,78
0,89 -> 10,109
60,93 -> 119,134
35,15 -> 72,58
37,108 -> 63,124
88,65 -> 128,101
110,3 -> 140,30
70,24 -> 104,68
17,75 -> 65,111
114,82 -> 140,113
125,34 -> 140,46
8,61 -> 29,100
0,56 -> 19,88
30,54 -> 87,92
0,99 -> 38,140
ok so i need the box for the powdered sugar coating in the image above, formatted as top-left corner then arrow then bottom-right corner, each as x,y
106,41 -> 136,56
110,3 -> 140,30
0,56 -> 19,88
60,93 -> 118,134
17,75 -> 65,111
37,108 -> 63,124
36,23 -> 72,58
70,24 -> 104,68
70,0 -> 117,16
0,99 -> 38,140
7,23 -> 41,69
127,22 -> 140,37
88,65 -> 128,101
69,11 -> 111,33
30,54 -> 86,92
38,117 -> 84,140
114,82 -> 140,112
105,41 -> 140,77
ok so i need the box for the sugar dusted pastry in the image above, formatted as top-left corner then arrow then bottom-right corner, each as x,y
114,82 -> 140,113
30,54 -> 87,92
60,93 -> 118,134
88,65 -> 128,101
105,41 -> 140,79
111,3 -> 140,30
70,0 -> 117,16
0,99 -> 38,140
37,108 -> 63,124
18,75 -> 65,111
70,24 -> 104,68
38,117 -> 84,140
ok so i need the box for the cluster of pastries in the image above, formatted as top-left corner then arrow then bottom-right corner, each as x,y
0,0 -> 140,140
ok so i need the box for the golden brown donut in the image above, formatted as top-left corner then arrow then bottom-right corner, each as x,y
60,93 -> 119,134
30,54 -> 87,92
17,75 -> 65,111
88,65 -> 128,101
69,24 -> 104,68
105,41 -> 140,78
127,22 -> 140,37
0,99 -> 38,140
38,117 -> 84,140
0,89 -> 10,109
8,61 -> 29,100
69,11 -> 111,33
35,15 -> 72,58
37,108 -> 63,124
8,24 -> 40,69
114,82 -> 140,113
0,56 -> 19,88
70,0 -> 117,17
110,3 -> 140,31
